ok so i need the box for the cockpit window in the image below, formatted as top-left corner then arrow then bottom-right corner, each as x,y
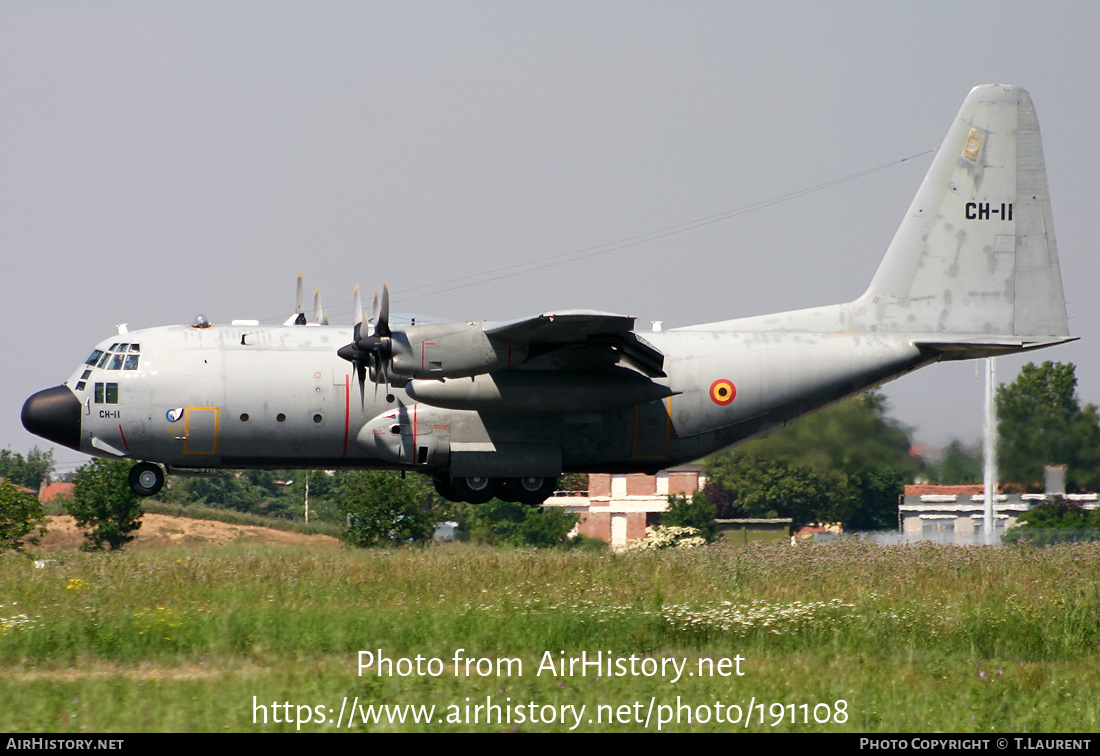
91,343 -> 141,371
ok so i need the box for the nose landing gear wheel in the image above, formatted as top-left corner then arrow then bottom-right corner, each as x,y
128,462 -> 164,497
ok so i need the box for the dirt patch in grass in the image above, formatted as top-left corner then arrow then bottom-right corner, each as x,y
30,514 -> 342,552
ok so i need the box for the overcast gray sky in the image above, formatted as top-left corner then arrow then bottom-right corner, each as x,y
3,1 -> 1098,474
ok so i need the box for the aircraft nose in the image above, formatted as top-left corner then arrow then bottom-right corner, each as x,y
21,385 -> 82,451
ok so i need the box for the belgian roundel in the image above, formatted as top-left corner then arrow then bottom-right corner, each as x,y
710,379 -> 736,406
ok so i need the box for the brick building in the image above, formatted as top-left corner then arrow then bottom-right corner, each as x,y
544,466 -> 704,548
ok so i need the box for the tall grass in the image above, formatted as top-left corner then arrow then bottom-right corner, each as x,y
3,540 -> 1100,731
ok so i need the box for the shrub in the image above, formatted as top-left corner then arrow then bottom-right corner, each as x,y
67,459 -> 143,551
335,471 -> 439,547
0,480 -> 46,552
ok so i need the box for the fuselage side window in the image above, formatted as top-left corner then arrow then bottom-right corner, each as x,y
93,382 -> 119,403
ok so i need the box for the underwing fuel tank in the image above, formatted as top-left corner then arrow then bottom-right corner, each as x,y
404,369 -> 675,412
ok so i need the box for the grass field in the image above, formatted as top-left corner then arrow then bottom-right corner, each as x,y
3,538 -> 1100,732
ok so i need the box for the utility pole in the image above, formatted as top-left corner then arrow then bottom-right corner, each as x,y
982,357 -> 997,544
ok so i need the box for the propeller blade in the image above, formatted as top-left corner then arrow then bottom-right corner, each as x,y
285,274 -> 308,325
353,285 -> 363,342
313,289 -> 328,325
377,283 -> 391,337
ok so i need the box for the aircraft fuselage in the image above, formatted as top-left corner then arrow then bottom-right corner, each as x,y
32,321 -> 931,476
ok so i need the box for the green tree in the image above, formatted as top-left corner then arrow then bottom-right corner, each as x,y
184,470 -> 264,511
997,362 -> 1100,491
847,470 -> 904,531
0,480 -> 47,552
455,496 -> 580,548
925,440 -> 984,485
704,453 -> 840,530
738,392 -> 921,481
465,499 -> 528,545
1002,498 -> 1100,546
705,392 -> 919,530
67,459 -> 143,551
465,499 -> 579,548
516,507 -> 579,547
0,447 -> 54,490
664,491 -> 717,542
335,471 -> 440,547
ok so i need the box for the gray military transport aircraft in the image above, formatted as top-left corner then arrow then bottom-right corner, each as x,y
22,85 -> 1072,505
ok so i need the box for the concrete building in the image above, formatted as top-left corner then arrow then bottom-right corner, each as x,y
899,484 -> 1099,544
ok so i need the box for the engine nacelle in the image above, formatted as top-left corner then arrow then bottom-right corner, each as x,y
389,322 -> 528,379
357,404 -> 452,467
405,369 -> 674,412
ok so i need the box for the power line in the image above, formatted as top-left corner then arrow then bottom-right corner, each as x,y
266,147 -> 935,321
395,148 -> 936,304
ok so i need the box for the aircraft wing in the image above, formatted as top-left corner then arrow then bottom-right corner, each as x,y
485,309 -> 634,342
486,310 -> 666,376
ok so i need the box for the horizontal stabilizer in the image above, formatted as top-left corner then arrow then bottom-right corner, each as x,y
913,335 -> 1078,361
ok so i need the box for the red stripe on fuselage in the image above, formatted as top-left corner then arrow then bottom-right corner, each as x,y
343,374 -> 350,455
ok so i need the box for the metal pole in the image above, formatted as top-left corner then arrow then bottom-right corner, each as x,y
983,357 -> 997,544
305,472 -> 310,524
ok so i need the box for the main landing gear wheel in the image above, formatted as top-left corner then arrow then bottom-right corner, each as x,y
433,476 -> 458,502
450,476 -> 499,504
128,462 -> 164,497
503,477 -> 559,506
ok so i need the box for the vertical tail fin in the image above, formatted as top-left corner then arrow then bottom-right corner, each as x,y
860,84 -> 1068,339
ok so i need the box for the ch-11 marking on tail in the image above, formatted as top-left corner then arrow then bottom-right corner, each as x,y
23,85 -> 1073,505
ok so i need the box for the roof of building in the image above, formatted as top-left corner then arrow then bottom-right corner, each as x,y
39,481 -> 74,503
904,484 -> 995,496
